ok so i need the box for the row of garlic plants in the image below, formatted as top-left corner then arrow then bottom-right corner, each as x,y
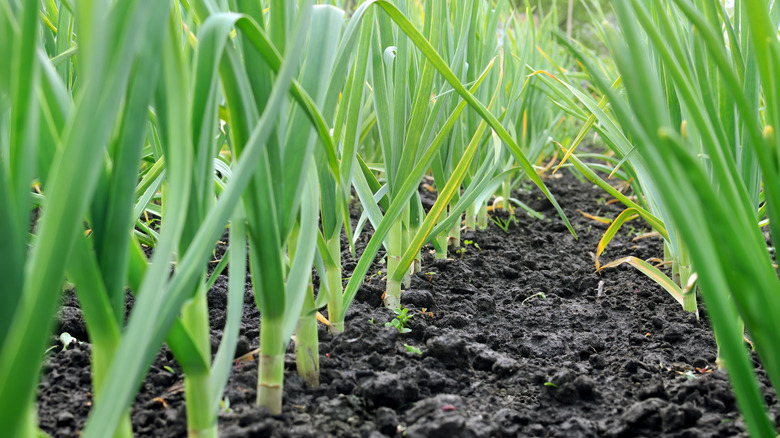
545,0 -> 780,436
0,1 -> 578,437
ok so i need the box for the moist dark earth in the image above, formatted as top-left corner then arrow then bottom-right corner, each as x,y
39,169 -> 780,437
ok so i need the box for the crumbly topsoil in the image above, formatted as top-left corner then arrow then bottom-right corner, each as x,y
40,169 -> 779,437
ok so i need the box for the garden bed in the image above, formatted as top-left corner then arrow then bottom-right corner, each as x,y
39,169 -> 777,437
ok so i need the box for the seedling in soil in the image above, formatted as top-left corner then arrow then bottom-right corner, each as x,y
521,292 -> 547,306
44,333 -> 79,354
219,397 -> 232,414
425,271 -> 437,282
58,332 -> 79,351
163,366 -> 175,374
491,215 -> 518,234
385,308 -> 413,334
368,270 -> 382,284
346,270 -> 383,285
544,381 -> 558,388
463,239 -> 480,250
404,344 -> 422,355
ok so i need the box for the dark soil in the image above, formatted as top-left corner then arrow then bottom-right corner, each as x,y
39,170 -> 779,437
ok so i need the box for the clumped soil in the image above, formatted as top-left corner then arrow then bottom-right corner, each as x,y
40,170 -> 779,437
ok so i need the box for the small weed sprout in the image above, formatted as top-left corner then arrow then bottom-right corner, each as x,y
425,271 -> 437,282
220,397 -> 232,413
626,225 -> 647,238
464,239 -> 481,250
44,332 -> 79,354
521,292 -> 547,306
491,215 -> 518,234
385,308 -> 413,333
404,344 -> 422,355
59,332 -> 78,351
352,270 -> 383,285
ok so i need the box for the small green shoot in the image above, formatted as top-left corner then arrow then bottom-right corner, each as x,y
345,270 -> 382,284
219,397 -> 232,414
404,344 -> 422,355
365,270 -> 382,284
163,366 -> 175,374
385,308 -> 413,334
544,381 -> 558,388
59,332 -> 78,351
463,239 -> 480,250
44,333 -> 78,355
491,215 -> 518,234
521,292 -> 547,306
425,271 -> 437,282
